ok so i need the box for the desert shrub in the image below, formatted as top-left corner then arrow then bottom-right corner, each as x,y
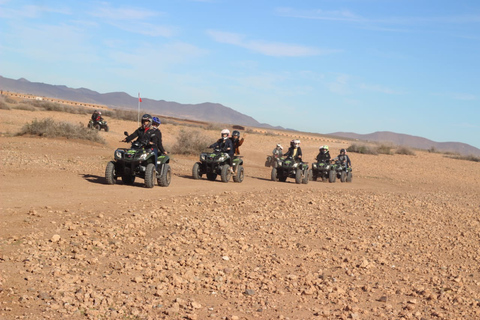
428,146 -> 437,153
14,103 -> 37,111
347,144 -> 378,155
446,154 -> 480,163
376,144 -> 392,155
265,131 -> 279,136
0,97 -> 11,110
171,129 -> 211,155
17,118 -> 105,143
205,123 -> 223,131
395,146 -> 416,155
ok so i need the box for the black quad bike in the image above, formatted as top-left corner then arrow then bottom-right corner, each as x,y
88,119 -> 109,132
309,161 -> 332,182
192,148 -> 244,183
328,160 -> 353,183
265,153 -> 282,168
271,157 -> 309,184
105,132 -> 171,188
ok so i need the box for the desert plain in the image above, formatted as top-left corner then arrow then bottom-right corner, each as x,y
1,108 -> 480,320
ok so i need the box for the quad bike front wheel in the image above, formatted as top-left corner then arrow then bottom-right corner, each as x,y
233,165 -> 244,183
221,165 -> 231,183
94,124 -> 101,130
340,171 -> 346,182
295,169 -> 303,184
158,164 -> 171,187
302,170 -> 309,184
346,171 -> 353,183
329,170 -> 336,183
145,163 -> 156,188
105,161 -> 117,184
192,162 -> 202,180
271,168 -> 278,181
104,125 -> 109,132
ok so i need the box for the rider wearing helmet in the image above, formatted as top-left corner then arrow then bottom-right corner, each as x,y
333,148 -> 352,169
91,110 -> 103,122
209,129 -> 234,163
284,139 -> 302,162
316,145 -> 331,163
272,143 -> 283,157
230,130 -> 244,155
122,114 -> 166,168
150,116 -> 167,155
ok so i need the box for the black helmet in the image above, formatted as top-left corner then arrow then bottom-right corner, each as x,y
340,148 -> 346,154
232,130 -> 240,138
141,114 -> 152,128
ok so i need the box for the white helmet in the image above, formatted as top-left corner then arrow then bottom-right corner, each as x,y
293,139 -> 300,147
221,129 -> 230,139
276,143 -> 283,150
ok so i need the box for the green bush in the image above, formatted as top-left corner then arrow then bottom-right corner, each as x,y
17,118 -> 105,144
396,146 -> 416,155
171,129 -> 212,155
346,144 -> 378,155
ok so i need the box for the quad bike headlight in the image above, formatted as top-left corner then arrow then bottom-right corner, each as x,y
200,153 -> 206,161
115,150 -> 123,159
139,153 -> 148,160
218,156 -> 225,162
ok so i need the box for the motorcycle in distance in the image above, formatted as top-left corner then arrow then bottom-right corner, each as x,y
328,160 -> 353,183
192,148 -> 244,183
271,157 -> 309,184
88,119 -> 109,132
308,160 -> 332,182
105,132 -> 171,188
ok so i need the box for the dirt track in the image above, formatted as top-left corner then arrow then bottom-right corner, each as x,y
1,109 -> 480,319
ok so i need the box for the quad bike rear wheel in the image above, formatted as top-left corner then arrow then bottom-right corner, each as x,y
104,125 -> 109,132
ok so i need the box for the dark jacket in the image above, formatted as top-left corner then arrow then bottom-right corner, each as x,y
335,154 -> 352,168
316,151 -> 331,163
125,126 -> 156,147
230,137 -> 244,155
284,146 -> 303,161
149,128 -> 166,154
210,138 -> 234,158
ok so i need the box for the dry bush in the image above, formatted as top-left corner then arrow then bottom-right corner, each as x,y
0,96 -> 11,110
17,118 -> 105,144
347,143 -> 378,155
376,144 -> 393,155
171,129 -> 212,155
396,146 -> 416,155
205,123 -> 224,131
265,131 -> 279,136
14,103 -> 37,111
447,154 -> 480,163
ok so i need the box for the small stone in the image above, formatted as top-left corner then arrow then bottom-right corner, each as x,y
244,289 -> 255,296
222,256 -> 230,261
51,234 -> 61,242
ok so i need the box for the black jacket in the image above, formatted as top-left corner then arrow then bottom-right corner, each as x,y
316,152 -> 331,163
125,127 -> 165,153
284,146 -> 302,161
210,138 -> 234,158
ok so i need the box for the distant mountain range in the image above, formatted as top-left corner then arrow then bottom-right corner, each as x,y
329,131 -> 480,156
1,75 -> 478,156
0,75 -> 281,130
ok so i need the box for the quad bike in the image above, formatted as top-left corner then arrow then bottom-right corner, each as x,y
309,160 -> 332,182
265,153 -> 282,168
88,119 -> 109,132
271,157 -> 309,184
192,148 -> 244,183
105,132 -> 171,188
328,160 -> 353,183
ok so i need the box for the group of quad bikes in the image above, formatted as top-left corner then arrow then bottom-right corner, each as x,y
104,132 -> 244,188
267,155 -> 352,184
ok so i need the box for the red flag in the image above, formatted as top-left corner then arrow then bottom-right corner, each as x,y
138,93 -> 142,102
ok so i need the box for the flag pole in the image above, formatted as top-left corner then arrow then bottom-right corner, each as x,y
137,92 -> 141,127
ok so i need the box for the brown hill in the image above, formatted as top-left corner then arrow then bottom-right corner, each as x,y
330,130 -> 480,156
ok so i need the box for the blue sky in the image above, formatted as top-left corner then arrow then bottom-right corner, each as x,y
1,0 -> 479,148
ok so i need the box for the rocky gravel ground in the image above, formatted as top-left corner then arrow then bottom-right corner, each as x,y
1,109 -> 480,319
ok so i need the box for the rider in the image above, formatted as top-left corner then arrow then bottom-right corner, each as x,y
151,116 -> 167,154
334,148 -> 352,169
122,114 -> 161,167
210,129 -> 234,165
91,110 -> 103,123
272,144 -> 283,157
230,130 -> 244,155
284,139 -> 302,162
316,145 -> 331,163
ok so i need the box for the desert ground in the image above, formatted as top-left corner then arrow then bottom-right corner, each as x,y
1,108 -> 480,320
